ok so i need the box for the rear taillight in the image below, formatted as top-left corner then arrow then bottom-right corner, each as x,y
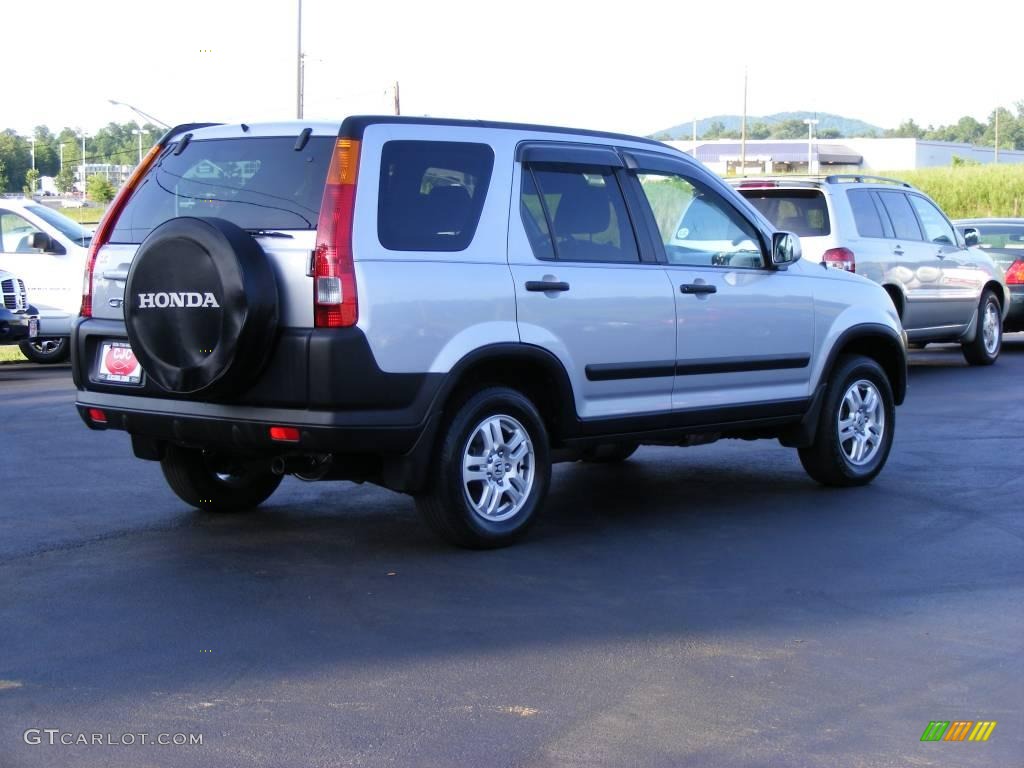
823,247 -> 856,273
1005,259 -> 1024,285
80,143 -> 163,317
87,408 -> 107,424
313,138 -> 360,327
269,426 -> 301,442
738,181 -> 778,189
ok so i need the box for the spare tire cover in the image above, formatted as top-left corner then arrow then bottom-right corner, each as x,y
124,217 -> 279,396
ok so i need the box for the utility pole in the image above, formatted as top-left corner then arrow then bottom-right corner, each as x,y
296,0 -> 303,119
995,108 -> 1000,164
692,117 -> 697,158
803,118 -> 819,174
27,135 -> 35,170
59,143 -> 64,173
740,68 -> 747,176
393,80 -> 401,116
81,132 -> 87,194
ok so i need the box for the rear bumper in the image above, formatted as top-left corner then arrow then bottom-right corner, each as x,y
75,391 -> 429,455
1005,286 -> 1024,331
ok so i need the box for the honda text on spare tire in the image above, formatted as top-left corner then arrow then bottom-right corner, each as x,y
73,117 -> 908,548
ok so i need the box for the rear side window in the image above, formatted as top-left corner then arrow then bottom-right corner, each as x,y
523,164 -> 639,263
739,189 -> 830,237
847,189 -> 884,238
110,137 -> 334,243
377,141 -> 494,252
877,192 -> 923,241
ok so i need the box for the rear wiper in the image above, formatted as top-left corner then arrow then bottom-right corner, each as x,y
249,230 -> 294,239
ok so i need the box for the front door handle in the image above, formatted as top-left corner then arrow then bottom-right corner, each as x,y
680,283 -> 717,295
893,248 -> 904,256
525,280 -> 570,292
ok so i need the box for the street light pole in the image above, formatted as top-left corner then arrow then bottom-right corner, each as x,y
803,118 -> 819,174
108,99 -> 170,129
133,129 -> 143,164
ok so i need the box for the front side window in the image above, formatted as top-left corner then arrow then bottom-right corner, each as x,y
378,140 -> 494,252
522,164 -> 639,263
0,212 -> 43,253
638,174 -> 763,268
908,195 -> 956,245
877,192 -> 923,242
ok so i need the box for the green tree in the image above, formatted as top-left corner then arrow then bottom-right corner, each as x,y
55,165 -> 76,194
24,167 -> 39,197
748,122 -> 771,140
885,118 -> 926,138
704,120 -> 727,139
0,159 -> 7,192
770,119 -> 807,139
86,174 -> 116,203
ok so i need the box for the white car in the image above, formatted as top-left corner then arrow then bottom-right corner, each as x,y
0,198 -> 92,362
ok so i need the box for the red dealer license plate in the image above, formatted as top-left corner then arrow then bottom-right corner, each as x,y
96,341 -> 143,385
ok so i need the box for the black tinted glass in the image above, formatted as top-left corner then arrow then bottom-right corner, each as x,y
530,164 -> 638,263
739,189 -> 830,237
110,137 -> 333,243
847,189 -> 884,238
520,170 -> 555,260
378,140 -> 494,252
878,192 -> 923,241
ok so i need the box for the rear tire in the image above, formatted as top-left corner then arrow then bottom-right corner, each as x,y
961,289 -> 1002,366
799,355 -> 895,487
19,337 -> 69,364
160,445 -> 282,513
415,387 -> 551,549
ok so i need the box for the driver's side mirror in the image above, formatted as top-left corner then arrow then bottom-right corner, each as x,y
772,231 -> 801,267
30,232 -> 54,252
962,227 -> 980,247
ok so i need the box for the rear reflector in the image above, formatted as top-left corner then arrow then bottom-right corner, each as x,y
269,426 -> 300,442
1005,259 -> 1024,285
81,142 -> 164,317
314,138 -> 361,327
823,247 -> 856,273
88,408 -> 107,424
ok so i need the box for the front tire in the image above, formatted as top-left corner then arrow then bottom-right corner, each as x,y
160,445 -> 282,512
799,355 -> 895,487
961,289 -> 1002,366
19,337 -> 69,364
415,387 -> 551,549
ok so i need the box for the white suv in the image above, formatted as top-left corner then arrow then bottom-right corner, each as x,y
732,175 -> 1009,365
73,118 -> 907,547
0,198 -> 93,362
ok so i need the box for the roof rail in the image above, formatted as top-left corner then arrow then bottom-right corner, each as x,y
824,174 -> 911,188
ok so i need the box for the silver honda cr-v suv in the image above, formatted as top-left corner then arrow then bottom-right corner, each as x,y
73,118 -> 907,548
732,175 -> 1009,365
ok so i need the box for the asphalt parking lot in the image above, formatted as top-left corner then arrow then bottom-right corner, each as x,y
1,342 -> 1022,768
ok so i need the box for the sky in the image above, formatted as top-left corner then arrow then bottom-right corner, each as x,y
3,0 -> 1021,139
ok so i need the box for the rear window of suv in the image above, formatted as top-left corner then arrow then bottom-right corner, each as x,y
110,136 -> 334,243
737,189 -> 830,237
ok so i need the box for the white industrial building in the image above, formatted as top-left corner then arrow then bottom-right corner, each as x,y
668,138 -> 1024,175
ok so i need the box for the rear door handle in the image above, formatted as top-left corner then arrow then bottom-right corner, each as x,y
525,280 -> 570,292
680,283 -> 717,295
893,248 -> 904,256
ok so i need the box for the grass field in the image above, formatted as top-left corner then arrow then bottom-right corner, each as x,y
879,165 -> 1024,219
0,346 -> 27,364
57,206 -> 108,225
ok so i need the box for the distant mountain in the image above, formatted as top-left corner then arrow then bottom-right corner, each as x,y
654,112 -> 883,140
